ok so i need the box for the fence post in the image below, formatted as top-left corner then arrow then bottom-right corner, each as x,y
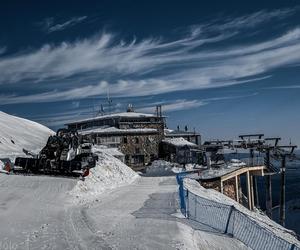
186,189 -> 189,218
224,205 -> 234,235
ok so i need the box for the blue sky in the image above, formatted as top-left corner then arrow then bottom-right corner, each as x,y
0,0 -> 300,145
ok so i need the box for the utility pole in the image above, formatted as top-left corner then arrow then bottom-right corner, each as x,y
265,149 -> 272,218
279,154 -> 286,227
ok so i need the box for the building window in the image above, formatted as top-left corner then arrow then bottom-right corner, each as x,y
125,155 -> 130,164
135,147 -> 140,154
135,137 -> 139,144
131,155 -> 144,164
123,137 -> 128,144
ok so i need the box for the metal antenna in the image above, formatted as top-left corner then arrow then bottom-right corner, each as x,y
107,85 -> 112,114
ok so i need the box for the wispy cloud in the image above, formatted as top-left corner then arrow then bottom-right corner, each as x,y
0,8 -> 299,104
265,85 -> 300,90
136,93 -> 258,114
0,77 -> 266,105
0,47 -> 6,55
209,7 -> 297,31
41,16 -> 87,33
137,99 -> 206,113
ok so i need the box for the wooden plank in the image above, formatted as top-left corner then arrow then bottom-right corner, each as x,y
220,180 -> 224,194
221,166 -> 266,182
235,175 -> 239,202
250,175 -> 254,209
246,171 -> 252,210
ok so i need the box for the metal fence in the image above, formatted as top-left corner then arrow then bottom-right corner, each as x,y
177,173 -> 300,250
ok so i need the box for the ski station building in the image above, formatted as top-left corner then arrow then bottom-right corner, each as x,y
65,105 -> 202,170
65,107 -> 166,170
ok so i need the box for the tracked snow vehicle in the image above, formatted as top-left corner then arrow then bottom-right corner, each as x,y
14,128 -> 98,176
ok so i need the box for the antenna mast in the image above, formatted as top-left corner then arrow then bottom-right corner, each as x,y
107,86 -> 112,114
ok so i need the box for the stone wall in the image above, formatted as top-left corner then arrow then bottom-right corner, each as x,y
119,133 -> 160,170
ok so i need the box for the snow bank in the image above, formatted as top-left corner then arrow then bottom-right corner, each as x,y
162,137 -> 197,147
70,150 -> 139,204
145,160 -> 179,176
185,163 -> 205,171
0,111 -> 54,161
184,178 -> 300,246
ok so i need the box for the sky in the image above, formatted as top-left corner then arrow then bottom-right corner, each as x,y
0,0 -> 300,145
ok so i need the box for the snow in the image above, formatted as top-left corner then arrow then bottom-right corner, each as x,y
187,165 -> 242,180
185,160 -> 247,180
162,137 -> 198,147
184,178 -> 300,246
79,126 -> 157,135
185,163 -> 205,171
69,149 -> 139,204
177,222 -> 249,250
164,128 -> 174,134
92,145 -> 124,157
0,111 -> 54,161
67,111 -> 159,125
145,160 -> 180,176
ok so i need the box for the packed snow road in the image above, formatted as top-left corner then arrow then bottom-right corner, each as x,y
0,174 -> 248,250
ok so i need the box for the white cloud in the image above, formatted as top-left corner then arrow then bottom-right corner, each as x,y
137,99 -> 206,113
41,16 -> 88,33
0,77 -> 267,105
0,8 -> 300,104
210,7 -> 296,31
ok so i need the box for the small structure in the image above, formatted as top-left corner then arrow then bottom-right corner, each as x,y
165,128 -> 201,145
160,137 -> 203,164
188,164 -> 266,210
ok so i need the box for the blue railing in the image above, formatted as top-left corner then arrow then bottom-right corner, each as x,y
177,174 -> 300,250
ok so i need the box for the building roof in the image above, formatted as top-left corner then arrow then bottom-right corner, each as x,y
165,129 -> 200,136
93,146 -> 124,157
187,164 -> 265,181
79,126 -> 158,135
162,137 -> 198,147
66,111 -> 164,125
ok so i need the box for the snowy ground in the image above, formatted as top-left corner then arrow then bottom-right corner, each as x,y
0,163 -> 249,249
0,111 -> 259,248
0,111 -> 54,161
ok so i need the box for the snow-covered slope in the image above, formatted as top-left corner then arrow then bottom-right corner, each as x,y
0,111 -> 54,160
70,149 -> 139,204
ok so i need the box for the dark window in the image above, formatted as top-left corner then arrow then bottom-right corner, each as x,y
125,155 -> 130,164
131,155 -> 144,164
135,137 -> 139,144
123,137 -> 128,143
135,147 -> 140,154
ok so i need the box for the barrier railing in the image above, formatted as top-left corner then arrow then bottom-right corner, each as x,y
176,173 -> 300,250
